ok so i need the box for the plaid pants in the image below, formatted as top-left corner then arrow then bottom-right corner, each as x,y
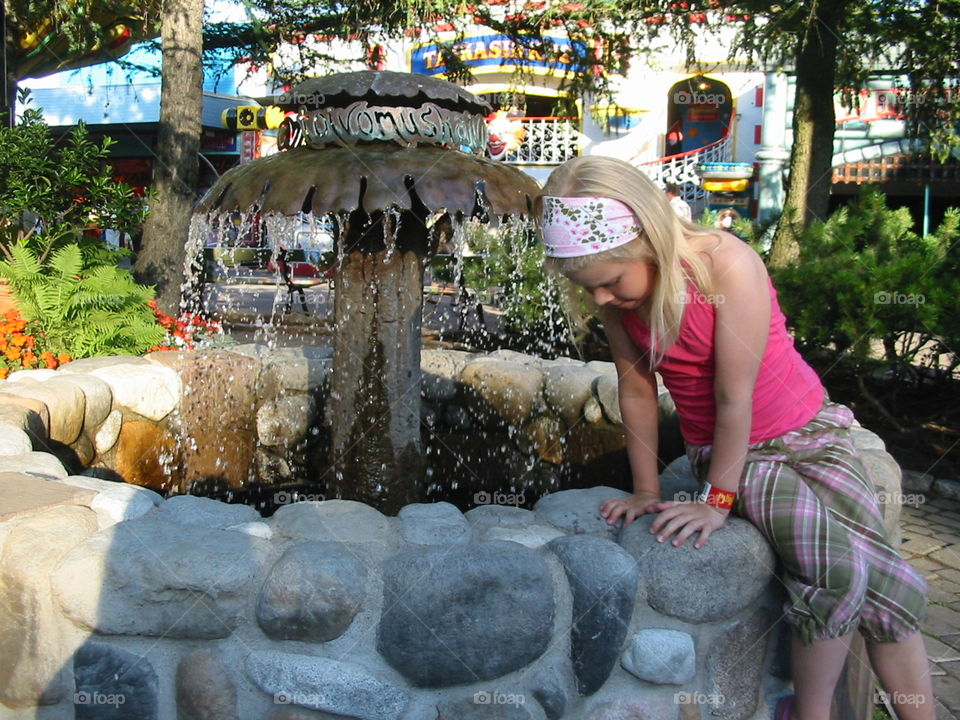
687,402 -> 928,645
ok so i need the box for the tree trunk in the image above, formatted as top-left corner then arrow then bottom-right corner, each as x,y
134,0 -> 204,314
768,6 -> 844,269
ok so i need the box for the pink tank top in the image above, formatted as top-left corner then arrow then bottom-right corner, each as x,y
622,279 -> 824,445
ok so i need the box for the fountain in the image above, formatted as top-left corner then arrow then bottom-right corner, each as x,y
194,71 -> 540,513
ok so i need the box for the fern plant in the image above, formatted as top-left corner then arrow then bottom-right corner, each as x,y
0,243 -> 165,357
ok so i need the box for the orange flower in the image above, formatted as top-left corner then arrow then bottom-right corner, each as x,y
57,353 -> 72,365
41,351 -> 57,369
10,333 -> 28,347
6,347 -> 21,362
0,368 -> 8,380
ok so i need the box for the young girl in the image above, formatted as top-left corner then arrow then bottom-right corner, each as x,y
537,156 -> 933,720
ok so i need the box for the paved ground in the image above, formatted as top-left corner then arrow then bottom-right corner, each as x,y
901,497 -> 960,719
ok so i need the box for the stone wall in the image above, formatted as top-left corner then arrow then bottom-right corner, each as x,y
0,347 -> 908,720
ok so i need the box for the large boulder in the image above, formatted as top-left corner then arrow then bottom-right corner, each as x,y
53,518 -> 265,638
377,541 -> 555,687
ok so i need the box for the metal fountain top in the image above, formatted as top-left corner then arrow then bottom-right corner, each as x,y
198,71 -> 539,218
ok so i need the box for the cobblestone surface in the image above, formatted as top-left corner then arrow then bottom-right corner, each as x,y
902,495 -> 960,719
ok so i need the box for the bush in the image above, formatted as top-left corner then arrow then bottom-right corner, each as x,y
773,186 -> 959,379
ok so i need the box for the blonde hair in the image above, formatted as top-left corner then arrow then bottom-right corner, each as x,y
536,155 -> 714,367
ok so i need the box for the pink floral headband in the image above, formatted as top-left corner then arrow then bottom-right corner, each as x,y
539,196 -> 642,258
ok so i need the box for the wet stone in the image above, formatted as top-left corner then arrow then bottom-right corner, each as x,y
621,629 -> 696,685
548,535 -> 641,695
595,373 -> 622,425
377,541 -> 555,687
542,363 -> 596,425
256,541 -> 366,642
619,515 -> 775,623
460,359 -> 544,427
398,501 -> 470,545
534,486 -> 631,539
73,642 -> 158,720
246,651 -> 408,720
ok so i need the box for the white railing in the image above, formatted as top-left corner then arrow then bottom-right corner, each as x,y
497,117 -> 580,165
635,133 -> 733,205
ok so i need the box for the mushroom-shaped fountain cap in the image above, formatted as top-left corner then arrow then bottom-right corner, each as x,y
197,145 -> 541,218
273,70 -> 493,116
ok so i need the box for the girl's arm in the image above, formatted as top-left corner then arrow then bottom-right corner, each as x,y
597,305 -> 663,526
649,239 -> 770,548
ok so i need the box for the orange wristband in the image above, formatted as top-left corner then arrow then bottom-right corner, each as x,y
698,482 -> 736,510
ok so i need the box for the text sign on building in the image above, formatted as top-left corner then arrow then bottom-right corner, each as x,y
411,34 -> 587,76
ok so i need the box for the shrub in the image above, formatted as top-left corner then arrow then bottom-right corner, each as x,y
773,186 -> 959,379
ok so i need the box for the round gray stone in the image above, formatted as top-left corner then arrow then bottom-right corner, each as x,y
619,515 -> 775,623
269,500 -> 393,544
548,535 -> 641,695
398,501 -> 470,545
256,542 -> 366,642
53,518 -> 264,638
477,523 -> 566,549
377,541 -> 555,687
621,629 -> 696,685
464,504 -> 535,528
146,494 -> 262,529
534,486 -> 631,538
246,651 -> 408,720
73,642 -> 158,720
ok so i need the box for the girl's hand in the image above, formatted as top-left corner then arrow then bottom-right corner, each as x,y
648,501 -> 728,549
600,491 -> 661,527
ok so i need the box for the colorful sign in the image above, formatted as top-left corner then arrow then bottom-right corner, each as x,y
411,34 -> 586,77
